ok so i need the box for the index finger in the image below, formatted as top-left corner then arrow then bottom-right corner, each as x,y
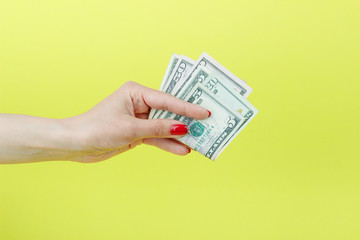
135,83 -> 210,120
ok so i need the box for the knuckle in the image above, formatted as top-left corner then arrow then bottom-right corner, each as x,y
153,120 -> 166,136
180,104 -> 188,115
175,102 -> 188,117
158,99 -> 169,111
125,122 -> 138,140
116,120 -> 137,141
124,81 -> 135,86
123,81 -> 138,89
129,139 -> 143,149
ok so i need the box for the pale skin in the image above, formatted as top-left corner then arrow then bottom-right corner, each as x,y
0,81 -> 210,164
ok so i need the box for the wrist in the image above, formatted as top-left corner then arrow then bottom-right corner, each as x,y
29,117 -> 84,162
0,114 -> 86,163
59,116 -> 89,161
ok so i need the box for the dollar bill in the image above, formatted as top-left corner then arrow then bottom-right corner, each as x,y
159,53 -> 180,92
156,66 -> 258,158
150,55 -> 195,119
157,65 -> 257,121
161,55 -> 195,93
182,67 -> 258,159
148,52 -> 258,160
159,82 -> 245,160
171,52 -> 252,98
149,53 -> 181,119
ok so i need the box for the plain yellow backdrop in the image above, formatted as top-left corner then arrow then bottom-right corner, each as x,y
0,0 -> 359,239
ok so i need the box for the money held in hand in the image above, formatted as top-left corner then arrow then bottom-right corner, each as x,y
150,52 -> 258,160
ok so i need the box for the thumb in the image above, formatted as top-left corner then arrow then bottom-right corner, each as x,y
133,118 -> 188,139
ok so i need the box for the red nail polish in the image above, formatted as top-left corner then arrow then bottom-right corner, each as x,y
207,110 -> 211,117
170,124 -> 188,135
187,148 -> 191,153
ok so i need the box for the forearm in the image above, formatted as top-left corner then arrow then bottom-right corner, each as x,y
0,113 -> 79,164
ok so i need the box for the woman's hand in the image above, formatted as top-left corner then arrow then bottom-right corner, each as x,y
65,81 -> 210,163
0,81 -> 209,164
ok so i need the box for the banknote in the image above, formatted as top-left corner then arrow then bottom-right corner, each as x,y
157,66 -> 257,121
149,53 -> 181,119
159,53 -> 180,93
171,52 -> 252,99
178,66 -> 258,159
150,55 -> 196,119
148,52 -> 258,160
155,66 -> 258,157
158,82 -> 245,160
161,55 -> 195,93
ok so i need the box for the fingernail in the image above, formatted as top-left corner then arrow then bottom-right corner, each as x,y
187,148 -> 191,154
170,124 -> 188,135
207,110 -> 211,117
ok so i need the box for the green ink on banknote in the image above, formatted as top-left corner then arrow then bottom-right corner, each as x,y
189,122 -> 205,137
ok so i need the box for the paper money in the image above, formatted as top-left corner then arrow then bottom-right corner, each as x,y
150,55 -> 196,119
171,52 -> 252,98
150,52 -> 258,160
157,65 -> 258,130
149,53 -> 181,119
160,82 -> 246,160
159,53 -> 180,93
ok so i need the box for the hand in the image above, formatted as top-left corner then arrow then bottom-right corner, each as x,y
66,81 -> 210,163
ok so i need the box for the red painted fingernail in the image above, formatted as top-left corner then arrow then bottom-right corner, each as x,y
207,110 -> 211,117
170,124 -> 188,135
187,148 -> 191,154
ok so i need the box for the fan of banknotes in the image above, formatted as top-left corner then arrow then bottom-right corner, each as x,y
149,52 -> 258,161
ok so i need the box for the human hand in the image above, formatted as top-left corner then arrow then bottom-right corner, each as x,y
66,81 -> 210,163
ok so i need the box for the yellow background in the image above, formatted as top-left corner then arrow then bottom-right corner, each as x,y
0,0 -> 359,239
